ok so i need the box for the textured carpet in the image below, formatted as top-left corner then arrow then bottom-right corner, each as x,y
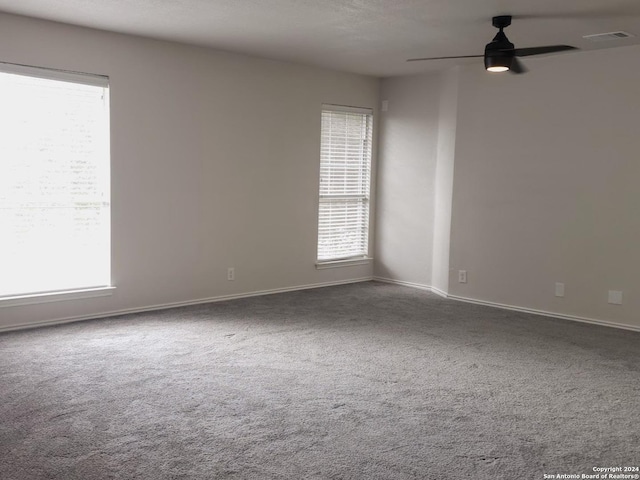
0,281 -> 638,479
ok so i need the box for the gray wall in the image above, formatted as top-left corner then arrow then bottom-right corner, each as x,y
376,45 -> 640,330
431,69 -> 458,294
4,11 -> 639,332
0,13 -> 379,330
449,45 -> 640,329
374,74 -> 441,286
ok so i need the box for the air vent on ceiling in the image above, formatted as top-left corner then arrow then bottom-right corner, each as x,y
583,31 -> 634,42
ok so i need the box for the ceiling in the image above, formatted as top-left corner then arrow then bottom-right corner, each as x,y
1,0 -> 640,77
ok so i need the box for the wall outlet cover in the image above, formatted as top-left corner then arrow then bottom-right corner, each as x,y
608,290 -> 623,305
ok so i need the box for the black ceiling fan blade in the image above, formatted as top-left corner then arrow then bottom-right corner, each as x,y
407,54 -> 483,62
509,57 -> 527,74
509,45 -> 577,57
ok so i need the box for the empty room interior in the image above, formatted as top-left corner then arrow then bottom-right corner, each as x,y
1,1 -> 639,479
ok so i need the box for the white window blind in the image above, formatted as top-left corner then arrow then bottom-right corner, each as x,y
0,63 -> 110,298
317,105 -> 373,262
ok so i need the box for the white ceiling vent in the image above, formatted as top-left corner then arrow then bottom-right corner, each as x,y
583,31 -> 635,42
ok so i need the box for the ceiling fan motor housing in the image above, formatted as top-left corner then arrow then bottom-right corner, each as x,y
484,26 -> 515,71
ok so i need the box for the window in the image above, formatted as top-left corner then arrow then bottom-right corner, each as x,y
317,104 -> 373,264
0,63 -> 110,299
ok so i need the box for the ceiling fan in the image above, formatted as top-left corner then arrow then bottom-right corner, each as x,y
407,15 -> 578,74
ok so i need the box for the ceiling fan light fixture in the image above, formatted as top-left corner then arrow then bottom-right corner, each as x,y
484,54 -> 511,73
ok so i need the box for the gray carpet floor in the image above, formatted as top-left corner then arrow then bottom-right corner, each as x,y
0,281 -> 638,479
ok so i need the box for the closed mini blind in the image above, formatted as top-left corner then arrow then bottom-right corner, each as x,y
0,63 -> 110,297
317,105 -> 373,262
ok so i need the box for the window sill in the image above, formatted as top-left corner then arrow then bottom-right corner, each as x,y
0,286 -> 116,308
316,257 -> 372,270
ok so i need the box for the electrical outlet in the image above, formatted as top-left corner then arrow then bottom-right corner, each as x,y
227,267 -> 235,281
555,282 -> 565,297
608,290 -> 622,305
458,270 -> 467,283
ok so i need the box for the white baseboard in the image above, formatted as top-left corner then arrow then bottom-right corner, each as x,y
0,276 -> 374,333
373,276 -> 433,292
429,286 -> 449,299
373,276 -> 448,298
5,276 -> 639,335
446,293 -> 640,333
373,277 -> 640,333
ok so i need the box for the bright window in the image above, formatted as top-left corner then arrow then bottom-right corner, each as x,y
0,63 -> 110,298
317,105 -> 373,263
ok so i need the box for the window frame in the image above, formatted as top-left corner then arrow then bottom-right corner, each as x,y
0,61 -> 114,307
316,104 -> 374,268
